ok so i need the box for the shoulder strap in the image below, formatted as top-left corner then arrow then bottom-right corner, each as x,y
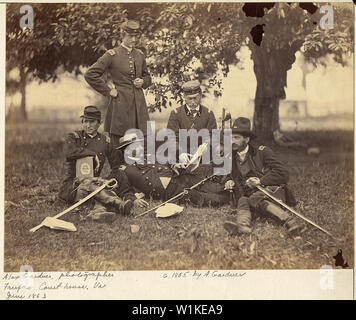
71,131 -> 80,139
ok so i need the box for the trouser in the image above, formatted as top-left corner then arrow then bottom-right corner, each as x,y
166,178 -> 230,207
73,177 -> 127,214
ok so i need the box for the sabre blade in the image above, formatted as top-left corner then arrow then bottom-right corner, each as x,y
256,185 -> 338,240
29,178 -> 116,233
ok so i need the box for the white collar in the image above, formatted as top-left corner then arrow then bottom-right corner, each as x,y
186,104 -> 201,116
121,43 -> 133,52
87,132 -> 98,139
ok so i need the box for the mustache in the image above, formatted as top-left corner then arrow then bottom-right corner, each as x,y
187,101 -> 199,107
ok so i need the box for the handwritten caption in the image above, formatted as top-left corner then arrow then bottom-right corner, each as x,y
2,271 -> 114,300
162,270 -> 247,280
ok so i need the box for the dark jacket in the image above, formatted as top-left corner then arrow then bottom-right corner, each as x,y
58,130 -> 133,203
228,144 -> 290,197
84,45 -> 152,136
123,162 -> 229,206
167,105 -> 217,156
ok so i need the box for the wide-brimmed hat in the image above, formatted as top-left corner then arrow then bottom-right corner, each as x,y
80,106 -> 101,121
231,117 -> 256,138
116,133 -> 144,149
181,80 -> 202,96
120,20 -> 141,35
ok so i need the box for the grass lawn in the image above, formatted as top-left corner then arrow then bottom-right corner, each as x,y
4,122 -> 354,271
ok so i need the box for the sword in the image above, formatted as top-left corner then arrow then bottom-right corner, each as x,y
256,185 -> 339,241
134,174 -> 215,218
29,178 -> 117,233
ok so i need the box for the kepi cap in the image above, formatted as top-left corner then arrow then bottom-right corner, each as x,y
182,80 -> 202,96
120,20 -> 141,35
80,106 -> 101,121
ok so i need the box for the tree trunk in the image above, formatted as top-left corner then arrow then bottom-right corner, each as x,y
253,96 -> 280,140
19,64 -> 27,120
249,40 -> 297,142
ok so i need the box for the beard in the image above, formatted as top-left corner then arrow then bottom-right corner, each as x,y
232,142 -> 248,152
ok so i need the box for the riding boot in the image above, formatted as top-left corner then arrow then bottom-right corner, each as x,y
86,201 -> 116,223
224,197 -> 252,235
260,200 -> 304,235
95,189 -> 133,215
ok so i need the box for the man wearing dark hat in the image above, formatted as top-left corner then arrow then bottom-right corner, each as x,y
84,20 -> 151,149
167,80 -> 217,164
58,106 -> 145,222
223,117 -> 304,236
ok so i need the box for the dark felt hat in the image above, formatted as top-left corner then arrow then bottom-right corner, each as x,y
120,20 -> 141,35
182,80 -> 202,96
80,106 -> 101,121
231,117 -> 256,138
116,133 -> 144,149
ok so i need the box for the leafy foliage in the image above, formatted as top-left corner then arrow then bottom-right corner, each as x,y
6,3 -> 353,116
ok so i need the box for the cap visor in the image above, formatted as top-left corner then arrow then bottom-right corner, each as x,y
80,115 -> 101,120
116,138 -> 144,149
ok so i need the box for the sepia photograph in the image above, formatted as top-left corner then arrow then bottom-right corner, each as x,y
2,0 -> 354,283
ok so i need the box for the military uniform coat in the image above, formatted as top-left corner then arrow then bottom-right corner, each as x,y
229,145 -> 289,186
84,45 -> 152,136
58,130 -> 125,203
227,144 -> 296,205
167,105 -> 217,155
123,162 -> 229,206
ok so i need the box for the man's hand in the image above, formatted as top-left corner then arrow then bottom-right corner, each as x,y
179,152 -> 191,165
133,78 -> 144,89
245,177 -> 261,189
171,163 -> 186,175
224,180 -> 235,191
134,198 -> 149,208
109,88 -> 118,97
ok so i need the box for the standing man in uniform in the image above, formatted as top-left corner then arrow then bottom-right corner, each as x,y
84,20 -> 152,149
223,117 -> 304,236
58,106 -> 147,222
167,80 -> 217,164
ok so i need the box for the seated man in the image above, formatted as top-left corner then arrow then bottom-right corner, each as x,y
167,80 -> 217,163
58,106 -> 147,222
223,117 -> 304,236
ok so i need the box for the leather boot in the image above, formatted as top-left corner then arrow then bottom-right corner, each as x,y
86,202 -> 116,223
95,189 -> 133,215
224,196 -> 252,236
262,200 -> 304,235
236,209 -> 252,234
224,209 -> 252,235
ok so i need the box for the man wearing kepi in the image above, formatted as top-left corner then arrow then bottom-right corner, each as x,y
223,117 -> 304,236
58,106 -> 140,222
167,80 -> 217,164
84,20 -> 151,149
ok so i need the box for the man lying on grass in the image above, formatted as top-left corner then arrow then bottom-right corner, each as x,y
58,106 -> 148,222
116,134 -> 230,207
223,117 -> 304,236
